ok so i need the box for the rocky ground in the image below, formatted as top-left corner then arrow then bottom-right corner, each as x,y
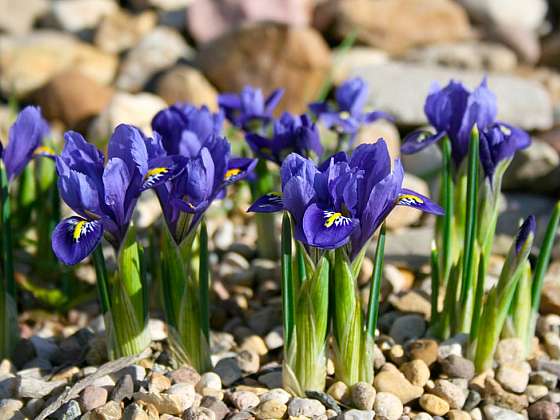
1,0 -> 560,419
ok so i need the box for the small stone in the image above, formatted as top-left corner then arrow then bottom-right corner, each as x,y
0,374 -> 17,398
544,332 -> 560,359
92,400 -> 122,420
530,371 -> 558,390
264,328 -> 283,351
148,372 -> 172,393
288,397 -> 326,417
197,372 -> 222,392
525,385 -> 547,404
255,399 -> 287,419
23,398 -> 44,418
483,404 -> 524,420
305,390 -> 341,414
201,396 -> 229,420
483,377 -> 529,412
51,366 -> 81,382
0,399 -> 24,420
258,371 -> 282,389
431,379 -> 467,410
389,345 -> 407,366
527,400 -> 560,420
80,385 -> 108,412
113,364 -> 146,383
167,383 -> 196,405
374,369 -> 423,404
419,394 -> 450,416
123,403 -> 149,420
236,350 -> 260,374
350,382 -> 375,410
496,362 -> 531,393
338,408 -> 375,420
259,388 -> 291,405
94,9 -> 157,54
110,373 -> 134,402
374,392 -> 403,420
408,339 -> 438,366
413,414 -> 433,420
400,359 -> 430,387
495,339 -> 525,365
54,400 -> 81,420
462,390 -> 481,411
17,376 -> 66,399
214,358 -> 242,387
447,410 -> 470,420
327,381 -> 350,403
169,366 -> 200,385
389,314 -> 426,344
133,391 -> 193,415
52,0 -> 116,32
240,335 -> 268,357
440,355 -> 475,380
230,390 -> 260,410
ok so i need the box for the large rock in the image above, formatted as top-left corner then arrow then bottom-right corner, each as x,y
315,0 -> 472,55
88,92 -> 167,140
33,70 -> 114,129
196,23 -> 331,114
94,9 -> 157,54
51,0 -> 118,32
116,27 -> 193,92
0,31 -> 117,99
0,0 -> 48,35
345,61 -> 553,131
156,65 -> 218,109
188,0 -> 313,44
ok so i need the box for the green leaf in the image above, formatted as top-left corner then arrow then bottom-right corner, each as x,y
199,220 -> 210,341
430,242 -> 440,326
281,213 -> 295,349
366,224 -> 386,339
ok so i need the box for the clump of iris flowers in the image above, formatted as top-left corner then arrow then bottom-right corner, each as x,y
51,124 -> 185,358
250,139 -> 443,392
0,106 -> 51,359
309,77 -> 391,152
151,103 -> 256,371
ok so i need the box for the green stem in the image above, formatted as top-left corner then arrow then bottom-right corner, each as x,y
281,213 -> 295,349
199,220 -> 210,341
430,243 -> 440,326
366,224 -> 386,338
92,246 -> 111,316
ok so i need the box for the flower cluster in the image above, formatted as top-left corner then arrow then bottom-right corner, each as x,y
250,140 -> 443,257
401,78 -> 530,178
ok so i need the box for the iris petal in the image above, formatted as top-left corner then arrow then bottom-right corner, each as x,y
302,204 -> 356,249
141,156 -> 187,191
396,188 -> 444,216
401,130 -> 446,155
248,192 -> 284,213
52,217 -> 103,265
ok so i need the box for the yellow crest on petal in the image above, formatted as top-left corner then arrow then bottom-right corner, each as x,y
34,145 -> 56,156
224,168 -> 241,180
398,193 -> 424,205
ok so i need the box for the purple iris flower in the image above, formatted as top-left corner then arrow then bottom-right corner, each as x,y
309,77 -> 391,144
245,112 -> 323,164
1,106 -> 52,184
401,78 -> 530,173
249,139 -> 443,258
218,86 -> 284,131
152,104 -> 257,243
51,124 -> 186,265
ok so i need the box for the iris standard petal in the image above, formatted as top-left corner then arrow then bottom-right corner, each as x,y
335,77 -> 368,115
52,216 -> 103,265
280,153 -> 318,188
108,124 -> 149,182
248,192 -> 284,213
245,133 -> 275,161
4,106 -> 49,182
103,157 -> 132,228
264,88 -> 285,114
302,204 -> 356,249
61,131 -> 105,178
396,188 -> 444,215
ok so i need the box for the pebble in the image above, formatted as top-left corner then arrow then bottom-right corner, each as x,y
374,369 -> 424,404
483,404 -> 524,420
287,397 -> 326,417
229,390 -> 260,410
255,399 -> 288,419
400,359 -> 430,387
264,328 -> 284,351
133,391 -> 193,415
16,376 -> 66,399
201,395 -> 229,420
447,410 -> 470,420
527,400 -> 560,420
327,381 -> 350,403
431,379 -> 467,410
197,372 -> 222,392
374,392 -> 403,420
483,377 -> 529,412
240,335 -> 268,357
109,373 -> 134,402
0,399 -> 24,420
336,409 -> 374,420
214,358 -> 242,387
259,388 -> 291,405
94,9 -> 157,54
54,400 -> 81,420
496,362 -> 531,393
419,394 -> 450,416
148,371 -> 172,393
258,371 -> 282,389
168,366 -> 200,386
526,384 -> 548,403
23,398 -> 44,418
413,414 -> 433,420
236,349 -> 260,374
389,314 -> 426,344
462,390 -> 482,411
92,400 -> 122,419
0,374 -> 17,398
529,371 -> 558,390
408,339 -> 439,366
543,332 -> 560,359
440,355 -> 475,380
349,382 -> 375,410
495,339 -> 526,365
80,385 -> 108,412
306,390 -> 341,414
168,383 -> 196,404
122,403 -> 149,420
